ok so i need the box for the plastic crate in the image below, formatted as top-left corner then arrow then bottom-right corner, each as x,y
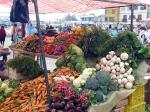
125,102 -> 145,112
128,85 -> 145,106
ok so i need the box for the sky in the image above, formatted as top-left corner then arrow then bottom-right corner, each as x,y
0,8 -> 105,22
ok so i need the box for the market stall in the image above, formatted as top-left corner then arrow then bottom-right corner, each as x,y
0,0 -> 150,112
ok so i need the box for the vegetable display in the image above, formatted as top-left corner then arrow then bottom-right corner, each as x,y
96,51 -> 135,89
73,68 -> 96,88
53,67 -> 80,82
7,56 -> 42,79
48,82 -> 89,112
56,44 -> 87,72
78,27 -> 111,57
99,31 -> 150,69
0,74 -> 52,111
0,68 -> 85,111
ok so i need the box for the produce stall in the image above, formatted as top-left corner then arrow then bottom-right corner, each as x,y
9,31 -> 83,58
0,0 -> 150,112
0,30 -> 150,111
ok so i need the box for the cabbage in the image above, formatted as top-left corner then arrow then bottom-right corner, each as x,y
1,83 -> 9,90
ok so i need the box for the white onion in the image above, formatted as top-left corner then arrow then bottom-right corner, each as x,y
121,78 -> 128,84
127,75 -> 135,82
96,64 -> 101,70
112,75 -> 117,79
119,74 -> 124,79
111,66 -> 116,70
123,73 -> 128,77
118,79 -> 122,84
109,51 -> 115,56
120,68 -> 126,74
116,58 -> 121,63
125,82 -> 133,89
112,69 -> 116,74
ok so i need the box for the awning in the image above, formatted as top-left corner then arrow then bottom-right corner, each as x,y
0,0 -> 149,13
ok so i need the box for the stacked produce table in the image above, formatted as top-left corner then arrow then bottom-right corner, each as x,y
0,29 -> 150,112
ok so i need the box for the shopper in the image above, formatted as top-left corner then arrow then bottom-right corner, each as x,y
139,27 -> 150,44
0,26 -> 6,45
12,24 -> 18,43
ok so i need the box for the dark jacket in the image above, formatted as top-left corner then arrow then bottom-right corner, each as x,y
10,0 -> 29,23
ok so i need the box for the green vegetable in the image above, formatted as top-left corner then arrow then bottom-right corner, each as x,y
55,44 -> 87,72
55,57 -> 66,67
86,90 -> 97,106
85,77 -> 99,90
7,56 -> 42,79
95,90 -> 107,102
96,71 -> 112,86
78,27 -> 111,57
68,44 -> 84,56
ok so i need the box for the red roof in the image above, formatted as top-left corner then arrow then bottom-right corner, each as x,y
0,0 -> 149,13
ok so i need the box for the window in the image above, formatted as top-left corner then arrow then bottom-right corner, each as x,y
128,5 -> 138,10
112,9 -> 115,14
109,17 -> 114,22
140,5 -> 146,10
105,17 -> 108,22
129,15 -> 136,20
122,15 -> 127,22
105,10 -> 107,14
120,7 -> 125,11
137,15 -> 142,21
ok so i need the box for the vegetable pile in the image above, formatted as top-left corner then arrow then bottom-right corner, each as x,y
0,74 -> 53,112
0,68 -> 81,111
56,44 -> 87,72
22,35 -> 38,41
96,51 -> 135,89
99,31 -> 150,69
48,82 -> 89,112
53,67 -> 80,82
74,70 -> 119,104
7,56 -> 42,79
73,68 -> 96,88
78,27 -> 111,57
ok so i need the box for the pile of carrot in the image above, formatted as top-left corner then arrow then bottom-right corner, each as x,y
53,67 -> 80,78
0,73 -> 54,112
0,68 -> 80,112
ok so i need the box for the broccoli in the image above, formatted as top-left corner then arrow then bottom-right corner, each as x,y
85,77 -> 99,90
108,81 -> 119,91
96,71 -> 112,86
95,90 -> 107,103
99,86 -> 108,95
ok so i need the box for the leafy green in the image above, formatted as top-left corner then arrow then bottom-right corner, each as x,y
7,56 -> 42,79
86,90 -> 97,106
78,27 -> 111,57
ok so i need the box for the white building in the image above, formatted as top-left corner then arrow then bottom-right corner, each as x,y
120,5 -> 148,24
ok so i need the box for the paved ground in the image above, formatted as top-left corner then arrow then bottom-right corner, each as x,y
4,37 -> 57,71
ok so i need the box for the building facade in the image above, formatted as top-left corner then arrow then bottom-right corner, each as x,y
105,8 -> 120,23
120,5 -> 148,24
